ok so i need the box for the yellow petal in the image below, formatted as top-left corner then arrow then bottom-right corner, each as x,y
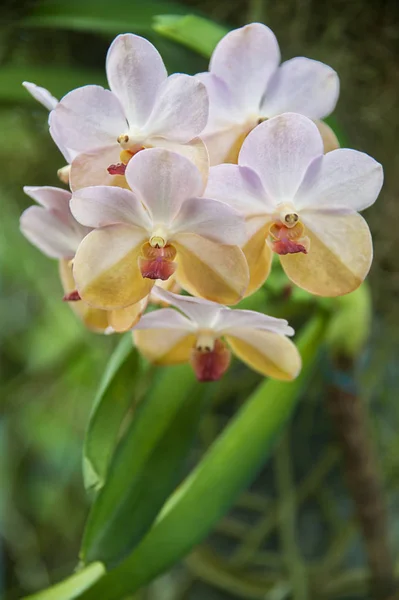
315,120 -> 340,153
225,330 -> 301,380
109,297 -> 149,333
242,217 -> 273,296
149,137 -> 209,186
58,259 -> 109,332
133,330 -> 196,365
280,212 -> 372,297
73,224 -> 153,309
174,233 -> 249,305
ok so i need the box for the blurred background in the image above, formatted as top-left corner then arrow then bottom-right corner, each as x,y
1,0 -> 398,599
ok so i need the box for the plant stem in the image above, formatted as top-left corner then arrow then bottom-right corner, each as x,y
326,356 -> 397,599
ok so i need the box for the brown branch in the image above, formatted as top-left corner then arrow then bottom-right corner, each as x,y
326,356 -> 397,600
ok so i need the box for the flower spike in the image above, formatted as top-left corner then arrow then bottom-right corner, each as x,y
133,287 -> 301,382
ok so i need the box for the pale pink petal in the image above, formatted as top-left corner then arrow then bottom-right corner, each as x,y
195,72 -> 240,132
205,164 -> 274,216
133,307 -> 195,331
150,137 -> 209,185
239,113 -> 323,203
23,81 -> 58,111
50,85 -> 127,152
295,149 -> 383,213
216,308 -> 294,336
106,33 -> 167,127
171,197 -> 247,245
69,144 -> 128,191
143,74 -> 208,142
20,206 -> 84,259
125,148 -> 204,223
23,185 -> 71,211
70,186 -> 152,230
49,118 -> 77,164
151,287 -> 222,328
261,57 -> 339,120
210,23 -> 280,114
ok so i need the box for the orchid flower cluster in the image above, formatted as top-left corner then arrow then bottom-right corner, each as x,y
20,23 -> 383,383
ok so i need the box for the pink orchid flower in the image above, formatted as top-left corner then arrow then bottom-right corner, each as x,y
48,34 -> 209,190
197,23 -> 340,165
133,287 -> 301,382
70,148 -> 249,309
206,112 -> 383,297
20,186 -> 147,332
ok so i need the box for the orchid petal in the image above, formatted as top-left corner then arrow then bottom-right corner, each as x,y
217,309 -> 294,337
109,297 -> 149,333
144,74 -> 208,142
23,81 -> 58,111
70,185 -> 152,230
73,224 -> 151,309
59,259 -> 110,332
201,125 -> 248,166
21,186 -> 88,259
133,329 -> 196,365
210,23 -> 280,113
174,233 -> 249,305
205,164 -> 274,216
50,86 -> 127,152
196,73 -> 240,131
171,197 -> 247,245
69,145 -> 129,191
226,330 -> 301,380
49,118 -> 77,164
261,57 -> 339,120
295,149 -> 383,213
106,34 -> 167,128
134,307 -> 195,331
150,287 -> 223,329
148,137 -> 209,185
239,114 -> 323,203
280,211 -> 372,296
241,218 -> 273,295
125,148 -> 204,224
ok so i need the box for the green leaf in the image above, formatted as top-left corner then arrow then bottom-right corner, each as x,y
81,364 -> 208,567
78,313 -> 328,599
83,334 -> 142,492
153,15 -> 228,58
22,0 -> 188,35
23,563 -> 105,600
0,66 -> 106,103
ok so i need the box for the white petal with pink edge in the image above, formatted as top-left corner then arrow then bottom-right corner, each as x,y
23,81 -> 58,111
106,33 -> 167,128
70,185 -> 152,230
294,149 -> 383,213
143,74 -> 209,142
209,23 -> 280,114
125,148 -> 204,224
239,113 -> 324,203
261,57 -> 339,120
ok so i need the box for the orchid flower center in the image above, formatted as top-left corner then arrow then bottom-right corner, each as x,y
190,336 -> 231,382
138,238 -> 177,281
267,203 -> 310,255
107,134 -> 145,175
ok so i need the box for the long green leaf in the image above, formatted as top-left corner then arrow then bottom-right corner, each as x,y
153,15 -> 228,58
22,0 -> 188,35
24,563 -> 105,600
81,364 -> 206,567
78,313 -> 328,599
83,334 -> 142,492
